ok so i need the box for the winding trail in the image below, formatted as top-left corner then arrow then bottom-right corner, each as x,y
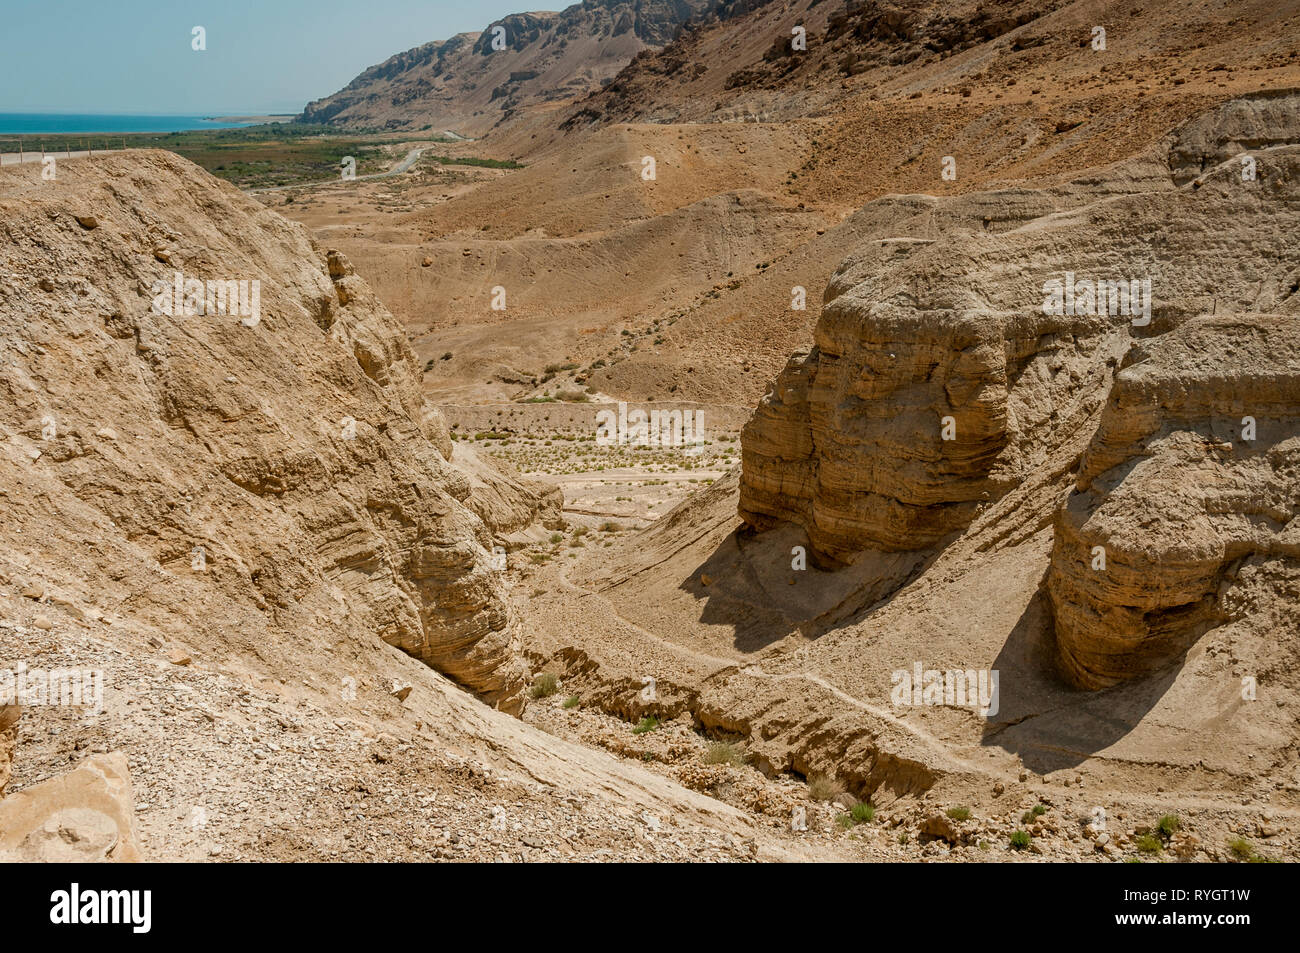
544,560 -> 1300,823
550,561 -> 982,777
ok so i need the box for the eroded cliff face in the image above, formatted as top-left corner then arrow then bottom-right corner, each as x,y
740,95 -> 1300,688
1050,314 -> 1300,689
0,150 -> 534,713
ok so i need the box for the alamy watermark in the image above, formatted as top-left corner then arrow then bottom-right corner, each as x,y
151,271 -> 261,327
891,662 -> 999,717
1041,272 -> 1151,326
1,662 -> 103,714
595,402 -> 706,448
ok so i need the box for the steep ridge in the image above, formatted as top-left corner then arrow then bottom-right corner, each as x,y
740,97 -> 1300,681
562,0 -> 1296,131
0,150 -> 540,713
740,95 -> 1300,563
301,1 -> 717,136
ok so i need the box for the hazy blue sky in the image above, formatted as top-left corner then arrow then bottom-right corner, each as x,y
2,0 -> 527,114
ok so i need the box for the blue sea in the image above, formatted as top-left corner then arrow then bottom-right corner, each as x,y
0,113 -> 263,134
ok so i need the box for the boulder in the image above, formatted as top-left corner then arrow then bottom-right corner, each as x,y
0,704 -> 19,798
0,752 -> 143,862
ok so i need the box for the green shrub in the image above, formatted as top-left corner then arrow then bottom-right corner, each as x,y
1009,830 -> 1031,850
632,716 -> 659,734
851,802 -> 875,824
1157,814 -> 1180,837
946,806 -> 971,822
1135,834 -> 1163,854
562,695 -> 580,709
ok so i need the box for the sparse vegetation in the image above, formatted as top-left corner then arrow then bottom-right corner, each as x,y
1009,830 -> 1031,850
1135,834 -> 1163,854
563,695 -> 581,709
1228,837 -> 1255,861
703,741 -> 746,767
530,672 -> 559,698
632,716 -> 659,734
427,154 -> 524,170
946,806 -> 971,822
807,774 -> 844,802
850,802 -> 875,824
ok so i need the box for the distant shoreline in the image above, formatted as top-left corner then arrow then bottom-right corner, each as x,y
204,114 -> 298,125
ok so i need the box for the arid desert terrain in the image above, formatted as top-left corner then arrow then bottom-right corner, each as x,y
2,0 -> 1299,865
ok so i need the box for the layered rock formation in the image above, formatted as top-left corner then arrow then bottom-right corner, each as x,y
740,96 -> 1300,687
0,150 -> 549,713
1050,314 -> 1300,688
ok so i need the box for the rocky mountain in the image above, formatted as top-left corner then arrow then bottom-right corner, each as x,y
498,94 -> 1299,857
562,0 -> 1056,128
300,0 -> 717,135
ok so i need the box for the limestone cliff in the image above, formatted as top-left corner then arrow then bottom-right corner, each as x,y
1050,314 -> 1300,688
0,150 -> 537,713
740,94 -> 1300,688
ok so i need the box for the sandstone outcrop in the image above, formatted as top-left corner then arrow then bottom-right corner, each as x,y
740,100 -> 1300,687
1167,88 -> 1300,185
1049,314 -> 1300,688
452,441 -> 564,541
0,752 -> 143,862
0,151 -> 539,713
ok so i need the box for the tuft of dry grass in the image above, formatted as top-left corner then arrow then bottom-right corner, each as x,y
807,773 -> 844,802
